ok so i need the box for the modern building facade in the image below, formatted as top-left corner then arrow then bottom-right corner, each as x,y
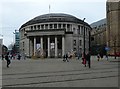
91,19 -> 107,55
106,0 -> 120,56
14,30 -> 20,53
19,13 -> 91,58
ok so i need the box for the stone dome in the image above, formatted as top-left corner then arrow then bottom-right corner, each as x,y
20,13 -> 90,28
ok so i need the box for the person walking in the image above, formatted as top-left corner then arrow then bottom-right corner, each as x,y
5,52 -> 11,68
100,52 -> 104,60
2,54 -> 4,60
77,52 -> 80,60
82,52 -> 86,67
86,52 -> 91,68
63,54 -> 66,62
17,54 -> 21,60
105,53 -> 108,61
97,53 -> 100,61
65,53 -> 69,62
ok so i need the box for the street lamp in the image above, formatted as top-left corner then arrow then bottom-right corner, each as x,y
83,18 -> 86,56
89,27 -> 92,52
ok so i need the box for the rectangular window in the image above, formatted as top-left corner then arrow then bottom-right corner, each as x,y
31,26 -> 33,30
78,29 -> 80,34
79,40 -> 82,46
73,40 -> 76,46
23,42 -> 24,47
54,24 -> 57,29
45,24 -> 48,29
34,26 -> 36,30
41,25 -> 44,29
50,24 -> 52,29
58,24 -> 61,29
63,24 -> 66,29
73,47 -> 76,51
67,24 -> 70,31
38,25 -> 40,30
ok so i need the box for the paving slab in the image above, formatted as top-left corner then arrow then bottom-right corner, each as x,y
1,56 -> 119,87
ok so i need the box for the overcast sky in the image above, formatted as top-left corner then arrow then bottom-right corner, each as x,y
0,0 -> 107,47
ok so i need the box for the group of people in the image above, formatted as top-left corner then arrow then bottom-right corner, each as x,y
2,52 -> 26,68
63,53 -> 69,62
97,52 -> 108,61
2,52 -> 11,68
62,51 -> 91,68
82,52 -> 91,68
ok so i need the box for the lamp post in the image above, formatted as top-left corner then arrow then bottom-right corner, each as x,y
83,18 -> 86,56
89,29 -> 91,52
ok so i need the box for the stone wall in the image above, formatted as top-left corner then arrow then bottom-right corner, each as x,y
106,0 -> 120,55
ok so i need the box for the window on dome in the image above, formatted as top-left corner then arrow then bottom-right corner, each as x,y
54,24 -> 57,29
41,25 -> 44,29
38,25 -> 40,30
58,24 -> 61,29
45,24 -> 48,29
63,24 -> 66,29
50,24 -> 52,29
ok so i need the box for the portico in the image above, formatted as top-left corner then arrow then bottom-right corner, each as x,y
27,29 -> 65,58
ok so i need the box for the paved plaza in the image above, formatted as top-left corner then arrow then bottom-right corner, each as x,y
1,56 -> 119,87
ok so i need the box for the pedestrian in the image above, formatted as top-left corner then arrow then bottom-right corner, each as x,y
63,54 -> 66,62
5,52 -> 11,68
23,53 -> 26,60
105,53 -> 108,60
63,53 -> 69,62
65,53 -> 69,62
2,54 -> 4,60
86,52 -> 91,68
100,52 -> 103,60
77,52 -> 80,60
97,53 -> 100,61
17,54 -> 21,60
82,53 -> 86,67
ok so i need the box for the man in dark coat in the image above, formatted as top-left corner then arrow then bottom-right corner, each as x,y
5,52 -> 11,68
86,52 -> 91,68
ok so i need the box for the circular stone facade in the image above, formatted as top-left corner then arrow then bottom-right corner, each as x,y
19,13 -> 91,58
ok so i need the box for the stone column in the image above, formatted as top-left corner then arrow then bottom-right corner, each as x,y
43,25 -> 45,29
29,38 -> 31,57
48,36 -> 50,57
57,23 -> 58,29
40,37 -> 43,56
48,24 -> 50,29
66,24 -> 67,32
34,37 -> 36,56
62,36 -> 65,56
40,25 -> 41,30
55,36 -> 58,57
61,24 -> 63,29
40,37 -> 43,50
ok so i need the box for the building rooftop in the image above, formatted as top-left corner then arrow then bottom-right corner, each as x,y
90,18 -> 106,28
20,13 -> 91,29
